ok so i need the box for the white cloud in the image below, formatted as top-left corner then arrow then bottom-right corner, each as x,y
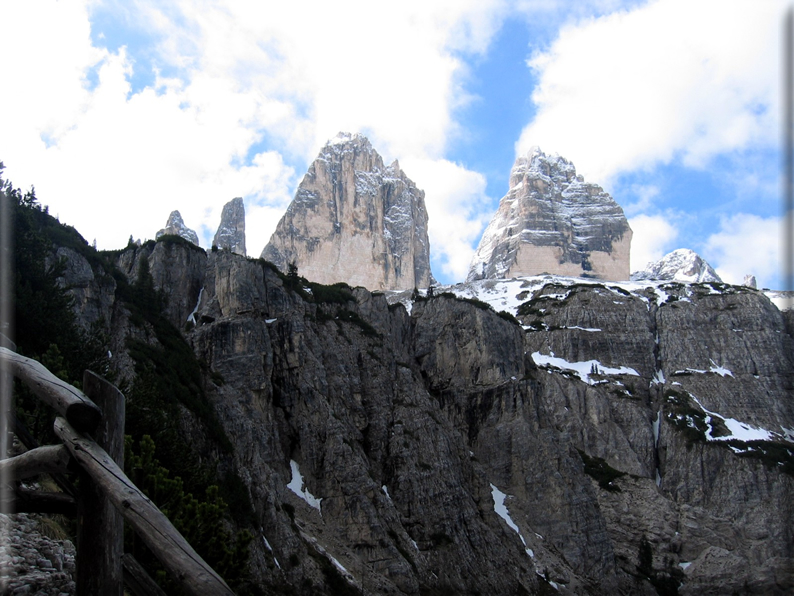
517,0 -> 783,184
0,0 -> 507,257
401,158 -> 493,281
628,213 -> 678,273
623,184 -> 660,217
704,213 -> 782,288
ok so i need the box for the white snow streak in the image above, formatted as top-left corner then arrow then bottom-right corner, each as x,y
688,395 -> 775,443
187,287 -> 204,324
531,352 -> 639,385
287,460 -> 323,512
491,483 -> 534,558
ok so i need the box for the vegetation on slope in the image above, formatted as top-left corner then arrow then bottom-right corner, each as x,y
2,166 -> 257,593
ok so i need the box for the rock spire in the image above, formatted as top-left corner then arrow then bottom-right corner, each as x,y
631,248 -> 721,283
262,132 -> 434,290
155,210 -> 199,245
468,147 -> 632,282
213,197 -> 246,256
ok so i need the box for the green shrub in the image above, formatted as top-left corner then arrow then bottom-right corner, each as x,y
577,449 -> 625,492
125,435 -> 253,592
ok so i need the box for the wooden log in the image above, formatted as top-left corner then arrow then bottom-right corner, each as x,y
0,334 -> 15,514
77,371 -> 126,596
0,347 -> 102,432
122,553 -> 168,596
0,444 -> 72,480
53,417 -> 235,596
12,413 -> 77,499
6,486 -> 77,515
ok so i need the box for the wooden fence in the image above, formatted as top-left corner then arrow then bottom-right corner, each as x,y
0,346 -> 235,596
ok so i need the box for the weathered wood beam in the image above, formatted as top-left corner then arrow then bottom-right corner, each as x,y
0,333 -> 15,514
0,444 -> 72,481
6,485 -> 77,515
77,370 -> 125,596
12,413 -> 77,498
122,553 -> 168,596
0,347 -> 102,432
53,417 -> 235,596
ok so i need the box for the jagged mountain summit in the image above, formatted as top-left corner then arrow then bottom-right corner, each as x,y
13,175 -> 794,594
155,210 -> 199,245
213,197 -> 246,256
631,248 -> 721,283
468,147 -> 632,282
261,132 -> 434,291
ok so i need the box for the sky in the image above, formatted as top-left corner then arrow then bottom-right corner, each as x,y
0,0 -> 789,289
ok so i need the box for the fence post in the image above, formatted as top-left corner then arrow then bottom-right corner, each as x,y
77,370 -> 125,596
0,334 -> 15,515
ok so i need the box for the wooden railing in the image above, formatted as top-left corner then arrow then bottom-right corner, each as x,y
0,346 -> 235,596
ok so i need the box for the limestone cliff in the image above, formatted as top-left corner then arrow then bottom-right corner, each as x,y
44,236 -> 794,595
262,132 -> 434,291
468,147 -> 632,282
213,197 -> 246,256
155,210 -> 200,246
632,248 -> 721,283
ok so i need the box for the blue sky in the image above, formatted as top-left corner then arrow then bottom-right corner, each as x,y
0,0 -> 787,289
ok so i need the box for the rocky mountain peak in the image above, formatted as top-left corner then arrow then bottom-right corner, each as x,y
468,147 -> 632,282
155,210 -> 199,245
213,197 -> 246,256
261,132 -> 434,291
631,248 -> 721,283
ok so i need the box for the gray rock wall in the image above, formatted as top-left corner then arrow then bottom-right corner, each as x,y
49,239 -> 794,595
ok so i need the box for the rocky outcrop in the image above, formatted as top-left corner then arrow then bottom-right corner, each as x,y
631,248 -> 721,283
213,197 -> 246,256
0,513 -> 76,595
48,246 -> 117,334
155,210 -> 200,246
49,233 -> 794,595
468,147 -> 632,282
262,132 -> 434,291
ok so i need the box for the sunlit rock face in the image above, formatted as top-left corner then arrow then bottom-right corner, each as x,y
468,147 -> 632,282
262,132 -> 434,291
213,197 -> 246,256
156,210 -> 199,246
632,248 -> 721,283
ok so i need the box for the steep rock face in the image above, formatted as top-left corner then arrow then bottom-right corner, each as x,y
213,197 -> 246,256
48,246 -> 116,334
155,210 -> 200,245
631,249 -> 721,283
113,239 -> 207,330
188,258 -> 543,595
52,235 -> 794,595
262,133 -> 434,291
512,279 -> 794,594
468,147 -> 632,282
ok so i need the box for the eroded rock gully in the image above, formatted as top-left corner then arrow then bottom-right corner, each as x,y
40,242 -> 794,595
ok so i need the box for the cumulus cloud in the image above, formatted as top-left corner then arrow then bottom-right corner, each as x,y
517,0 -> 782,184
704,213 -> 782,289
401,157 -> 493,281
0,0 -> 506,258
628,213 -> 679,273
